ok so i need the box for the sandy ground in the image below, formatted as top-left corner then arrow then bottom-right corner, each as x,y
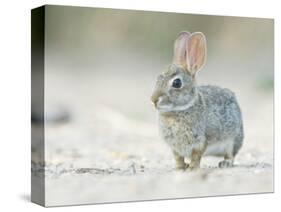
32,52 -> 274,206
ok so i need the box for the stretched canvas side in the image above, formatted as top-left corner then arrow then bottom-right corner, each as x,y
31,6 -> 46,207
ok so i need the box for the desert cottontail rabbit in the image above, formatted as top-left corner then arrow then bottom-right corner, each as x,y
151,31 -> 244,169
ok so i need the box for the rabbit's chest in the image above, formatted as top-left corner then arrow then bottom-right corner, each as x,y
159,115 -> 198,156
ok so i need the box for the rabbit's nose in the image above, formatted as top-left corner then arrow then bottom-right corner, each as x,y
151,95 -> 158,107
151,90 -> 163,107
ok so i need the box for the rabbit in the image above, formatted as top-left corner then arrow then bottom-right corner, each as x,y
151,31 -> 244,170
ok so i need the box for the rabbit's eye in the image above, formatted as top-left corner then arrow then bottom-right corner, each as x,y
172,78 -> 182,88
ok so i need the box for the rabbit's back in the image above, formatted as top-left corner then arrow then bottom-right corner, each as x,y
198,85 -> 243,155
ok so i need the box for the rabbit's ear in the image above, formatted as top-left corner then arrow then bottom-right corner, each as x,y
186,32 -> 206,76
173,31 -> 191,67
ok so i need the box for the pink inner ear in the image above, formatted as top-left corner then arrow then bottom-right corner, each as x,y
186,33 -> 206,74
173,31 -> 191,67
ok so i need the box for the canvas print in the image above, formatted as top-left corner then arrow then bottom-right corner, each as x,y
31,5 -> 274,207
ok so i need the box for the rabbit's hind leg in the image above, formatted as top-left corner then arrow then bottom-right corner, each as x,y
218,140 -> 235,168
218,128 -> 243,168
218,154 -> 234,168
173,150 -> 189,170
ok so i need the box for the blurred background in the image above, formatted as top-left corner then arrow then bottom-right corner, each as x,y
32,5 -> 274,206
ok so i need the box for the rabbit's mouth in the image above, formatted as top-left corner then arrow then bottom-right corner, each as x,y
157,105 -> 174,112
155,96 -> 197,113
151,90 -> 196,113
152,96 -> 172,111
157,103 -> 194,113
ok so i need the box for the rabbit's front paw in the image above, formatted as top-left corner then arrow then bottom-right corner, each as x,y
189,163 -> 200,170
173,151 -> 189,170
176,162 -> 189,170
188,148 -> 204,170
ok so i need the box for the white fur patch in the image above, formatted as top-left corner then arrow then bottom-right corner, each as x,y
157,96 -> 196,113
204,139 -> 234,157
